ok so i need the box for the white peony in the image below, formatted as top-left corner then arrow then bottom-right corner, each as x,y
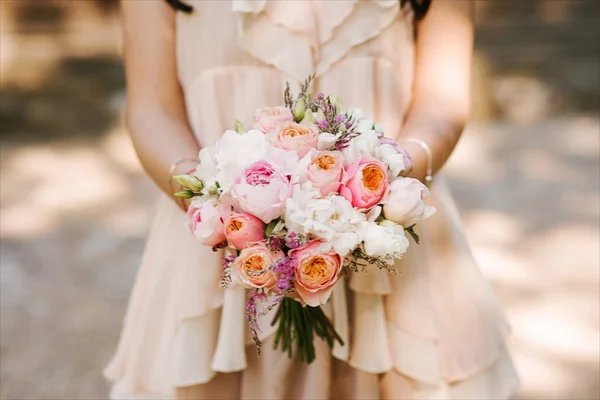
347,107 -> 366,120
284,184 -> 366,256
340,130 -> 381,165
377,143 -> 406,178
355,118 -> 376,135
363,219 -> 410,259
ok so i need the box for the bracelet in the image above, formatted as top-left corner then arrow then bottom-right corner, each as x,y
399,138 -> 433,185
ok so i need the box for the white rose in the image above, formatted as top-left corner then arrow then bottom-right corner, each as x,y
377,144 -> 406,178
363,220 -> 409,258
383,178 -> 436,227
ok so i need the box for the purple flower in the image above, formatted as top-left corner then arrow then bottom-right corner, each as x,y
317,119 -> 329,130
220,255 -> 236,289
245,290 -> 268,354
273,257 -> 296,293
222,255 -> 236,267
267,236 -> 285,252
285,232 -> 306,249
334,114 -> 344,123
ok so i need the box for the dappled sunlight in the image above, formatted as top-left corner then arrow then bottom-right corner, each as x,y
0,128 -> 156,240
446,112 -> 599,399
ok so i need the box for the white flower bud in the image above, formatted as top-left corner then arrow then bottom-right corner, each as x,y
234,119 -> 245,134
173,174 -> 204,192
293,98 -> 306,122
174,190 -> 194,199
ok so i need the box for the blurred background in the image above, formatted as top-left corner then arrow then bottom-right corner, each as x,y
0,0 -> 598,399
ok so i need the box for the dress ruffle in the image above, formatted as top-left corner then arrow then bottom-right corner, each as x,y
233,0 -> 402,82
105,181 -> 517,398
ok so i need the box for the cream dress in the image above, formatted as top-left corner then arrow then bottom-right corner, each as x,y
105,1 -> 519,398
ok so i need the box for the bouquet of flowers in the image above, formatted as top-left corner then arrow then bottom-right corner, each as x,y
173,76 -> 435,363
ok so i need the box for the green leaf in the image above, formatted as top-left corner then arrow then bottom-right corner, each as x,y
265,219 -> 280,237
405,226 -> 420,244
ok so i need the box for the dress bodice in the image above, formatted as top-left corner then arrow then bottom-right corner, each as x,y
175,0 -> 416,146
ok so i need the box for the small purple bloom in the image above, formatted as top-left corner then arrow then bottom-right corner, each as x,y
317,119 -> 329,130
272,257 -> 296,294
246,290 -> 268,354
267,236 -> 285,252
285,232 -> 306,249
222,255 -> 236,267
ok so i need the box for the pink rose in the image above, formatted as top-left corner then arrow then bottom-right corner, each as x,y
252,106 -> 294,133
186,199 -> 231,247
291,241 -> 342,307
231,160 -> 293,223
268,122 -> 319,158
383,178 -> 436,227
234,243 -> 284,290
306,151 -> 344,195
340,158 -> 389,210
223,212 -> 266,249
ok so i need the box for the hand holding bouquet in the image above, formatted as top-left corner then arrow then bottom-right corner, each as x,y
174,76 -> 435,363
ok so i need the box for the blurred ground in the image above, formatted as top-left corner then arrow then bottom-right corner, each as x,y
1,1 -> 599,399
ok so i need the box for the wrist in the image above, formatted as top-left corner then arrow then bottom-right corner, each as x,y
398,138 -> 433,186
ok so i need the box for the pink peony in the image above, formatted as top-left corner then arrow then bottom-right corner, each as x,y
186,199 -> 231,247
383,178 -> 436,227
291,241 -> 342,307
340,158 -> 389,210
234,243 -> 284,290
223,212 -> 266,249
231,160 -> 293,223
268,121 -> 319,158
306,151 -> 344,196
252,106 -> 294,133
379,137 -> 413,177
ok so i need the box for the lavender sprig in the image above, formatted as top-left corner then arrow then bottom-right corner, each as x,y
220,255 -> 236,289
245,290 -> 268,355
258,257 -> 296,318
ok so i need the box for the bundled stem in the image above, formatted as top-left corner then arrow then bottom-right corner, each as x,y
271,297 -> 343,364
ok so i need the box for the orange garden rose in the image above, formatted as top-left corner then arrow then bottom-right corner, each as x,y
268,121 -> 319,158
340,157 -> 389,210
234,243 -> 284,290
306,151 -> 344,195
223,212 -> 266,249
252,106 -> 294,133
291,241 -> 342,307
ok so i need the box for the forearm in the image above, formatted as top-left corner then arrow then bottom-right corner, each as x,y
395,0 -> 474,183
127,107 -> 199,200
397,97 -> 467,182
